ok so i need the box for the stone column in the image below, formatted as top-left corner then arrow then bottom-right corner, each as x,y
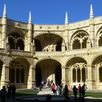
89,19 -> 95,47
66,67 -> 69,85
1,64 -> 9,88
86,64 -> 92,89
80,68 -> 82,82
61,66 -> 66,86
69,67 -> 73,84
96,67 -> 99,88
61,40 -> 65,52
27,65 -> 36,89
76,69 -> 77,83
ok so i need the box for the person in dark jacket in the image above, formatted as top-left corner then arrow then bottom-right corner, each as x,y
73,85 -> 78,99
0,86 -> 7,102
63,85 -> 69,98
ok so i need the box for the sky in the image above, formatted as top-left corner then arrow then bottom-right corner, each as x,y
0,0 -> 102,24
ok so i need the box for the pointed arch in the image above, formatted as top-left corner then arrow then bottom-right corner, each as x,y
8,31 -> 25,50
9,58 -> 30,88
34,33 -> 63,51
70,30 -> 90,49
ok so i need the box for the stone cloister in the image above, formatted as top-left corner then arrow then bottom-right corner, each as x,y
0,4 -> 102,90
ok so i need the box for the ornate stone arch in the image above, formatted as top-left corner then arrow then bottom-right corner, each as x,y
91,55 -> 102,86
9,57 -> 30,88
70,30 -> 90,49
8,30 -> 25,50
96,27 -> 102,47
35,58 -> 62,86
34,33 -> 63,51
65,57 -> 87,83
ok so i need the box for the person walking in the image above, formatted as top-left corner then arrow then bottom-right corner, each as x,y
63,85 -> 69,98
51,83 -> 56,95
78,84 -> 82,98
7,85 -> 12,99
81,84 -> 86,98
73,85 -> 78,100
11,85 -> 16,99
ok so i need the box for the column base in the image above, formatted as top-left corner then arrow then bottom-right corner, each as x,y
27,81 -> 36,89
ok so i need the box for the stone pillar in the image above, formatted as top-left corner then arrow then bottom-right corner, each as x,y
89,19 -> 95,47
61,66 -> 66,86
76,69 -> 77,82
86,64 -> 92,90
80,69 -> 82,82
96,67 -> 99,88
66,67 -> 69,85
27,65 -> 36,89
69,67 -> 73,84
61,40 -> 65,52
1,64 -> 9,88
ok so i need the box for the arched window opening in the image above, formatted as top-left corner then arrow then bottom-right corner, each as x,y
56,40 -> 62,51
9,37 -> 15,49
82,68 -> 86,82
8,32 -> 24,50
16,39 -> 24,50
77,68 -> 80,82
99,67 -> 102,82
35,66 -> 42,87
82,38 -> 87,48
73,40 -> 80,49
99,37 -> 102,46
35,39 -> 42,51
73,68 -> 76,82
9,61 -> 25,84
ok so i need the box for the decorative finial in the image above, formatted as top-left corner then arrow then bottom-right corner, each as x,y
90,4 -> 94,18
65,12 -> 68,24
3,3 -> 7,17
28,11 -> 32,23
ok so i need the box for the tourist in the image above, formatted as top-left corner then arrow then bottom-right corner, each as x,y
0,86 -> 7,102
63,85 -> 69,98
73,85 -> 78,99
51,83 -> 57,95
56,84 -> 62,95
78,84 -> 82,97
81,84 -> 86,98
7,85 -> 12,98
11,85 -> 16,99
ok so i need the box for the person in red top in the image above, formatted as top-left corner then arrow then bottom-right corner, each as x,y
51,83 -> 56,94
78,84 -> 82,97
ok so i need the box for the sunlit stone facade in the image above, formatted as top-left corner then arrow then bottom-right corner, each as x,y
0,4 -> 102,90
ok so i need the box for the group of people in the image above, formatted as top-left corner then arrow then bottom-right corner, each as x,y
73,84 -> 86,99
0,85 -> 16,102
50,82 -> 86,101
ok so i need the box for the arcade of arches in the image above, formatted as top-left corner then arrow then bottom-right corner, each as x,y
1,56 -> 102,89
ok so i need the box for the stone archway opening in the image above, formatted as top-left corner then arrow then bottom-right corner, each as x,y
34,34 -> 62,51
66,57 -> 87,87
8,32 -> 24,50
35,59 -> 61,87
9,58 -> 29,89
92,55 -> 102,89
